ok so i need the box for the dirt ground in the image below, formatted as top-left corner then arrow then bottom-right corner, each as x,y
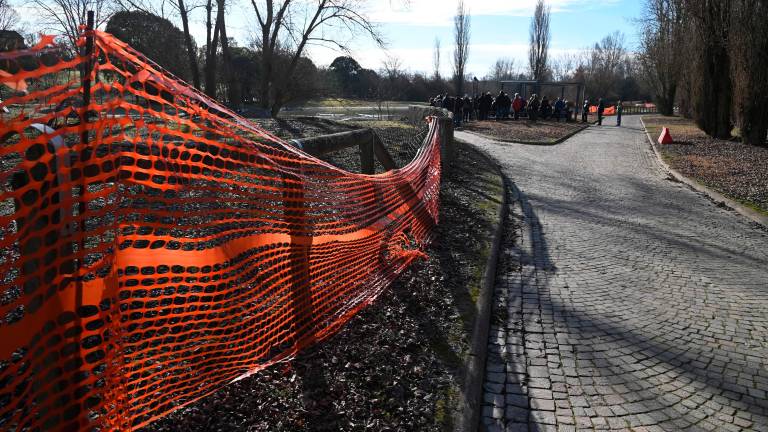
643,115 -> 768,214
461,119 -> 588,144
145,125 -> 505,431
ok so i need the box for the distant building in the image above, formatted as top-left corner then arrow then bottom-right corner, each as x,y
0,30 -> 25,52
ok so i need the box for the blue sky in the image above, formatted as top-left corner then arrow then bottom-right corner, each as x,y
20,0 -> 644,77
298,0 -> 645,77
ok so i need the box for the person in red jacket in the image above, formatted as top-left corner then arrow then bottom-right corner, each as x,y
512,93 -> 524,120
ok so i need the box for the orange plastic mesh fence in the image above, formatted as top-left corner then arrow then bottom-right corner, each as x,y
0,30 -> 441,431
588,105 -> 616,116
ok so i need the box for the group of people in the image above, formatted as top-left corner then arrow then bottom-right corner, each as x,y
430,92 -> 628,128
581,98 -> 624,126
523,94 -> 572,122
429,91 -> 578,126
430,94 -> 475,126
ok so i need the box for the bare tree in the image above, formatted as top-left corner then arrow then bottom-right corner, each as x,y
681,0 -> 732,139
30,0 -> 112,50
637,0 -> 683,115
433,37 -> 441,81
585,32 -> 627,99
382,55 -> 402,80
216,0 -> 236,106
176,0 -> 201,89
731,0 -> 768,146
380,55 -> 404,102
452,0 -> 470,95
0,0 -> 19,31
112,0 -> 170,18
528,0 -> 550,82
488,57 -> 515,82
111,0 -> 202,89
551,53 -> 577,81
251,0 -> 383,117
202,0 -> 222,98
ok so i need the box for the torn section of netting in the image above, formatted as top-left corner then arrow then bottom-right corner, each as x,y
0,29 -> 441,431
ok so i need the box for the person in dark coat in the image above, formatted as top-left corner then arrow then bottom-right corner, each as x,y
616,100 -> 623,126
495,91 -> 505,120
485,93 -> 494,120
463,95 -> 472,122
503,92 -> 512,119
453,95 -> 464,127
597,98 -> 605,125
478,92 -> 491,120
441,94 -> 452,111
582,99 -> 590,123
527,94 -> 539,122
540,96 -> 551,120
554,97 -> 566,122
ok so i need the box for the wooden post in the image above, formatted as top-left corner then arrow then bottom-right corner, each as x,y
437,115 -> 454,177
372,136 -> 397,172
77,11 -> 94,304
359,136 -> 375,175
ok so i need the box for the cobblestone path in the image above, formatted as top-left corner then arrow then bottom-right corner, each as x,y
456,116 -> 768,432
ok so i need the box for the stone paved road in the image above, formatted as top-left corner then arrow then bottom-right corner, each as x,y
456,116 -> 768,432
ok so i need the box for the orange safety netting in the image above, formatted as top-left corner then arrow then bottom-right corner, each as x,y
588,105 -> 616,115
0,29 -> 441,431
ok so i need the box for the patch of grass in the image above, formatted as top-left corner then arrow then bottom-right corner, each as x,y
304,98 -> 427,108
467,248 -> 490,304
734,197 -> 768,216
642,114 -> 706,138
434,385 -> 458,431
346,120 -> 417,130
442,141 -> 504,330
304,98 -> 372,107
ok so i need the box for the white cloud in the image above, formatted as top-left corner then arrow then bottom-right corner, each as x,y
368,0 -> 617,27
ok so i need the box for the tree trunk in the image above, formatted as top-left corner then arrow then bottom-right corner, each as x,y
270,91 -> 282,118
204,0 -> 222,99
266,4 -> 322,117
217,0 -> 238,108
259,38 -> 273,111
731,0 -> 768,147
690,0 -> 732,139
177,0 -> 200,89
656,83 -> 677,116
695,42 -> 732,139
742,108 -> 768,147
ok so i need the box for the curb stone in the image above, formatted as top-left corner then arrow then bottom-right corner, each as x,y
451,139 -> 509,432
639,117 -> 768,228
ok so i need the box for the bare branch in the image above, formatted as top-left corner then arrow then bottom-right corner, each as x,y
452,0 -> 470,95
250,0 -> 384,116
528,0 -> 550,81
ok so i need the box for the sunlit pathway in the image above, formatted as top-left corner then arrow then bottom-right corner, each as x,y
457,117 -> 768,432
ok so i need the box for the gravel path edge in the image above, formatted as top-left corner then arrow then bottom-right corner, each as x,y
452,140 -> 510,432
639,116 -> 768,228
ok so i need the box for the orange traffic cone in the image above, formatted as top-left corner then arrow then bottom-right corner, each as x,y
658,127 -> 673,144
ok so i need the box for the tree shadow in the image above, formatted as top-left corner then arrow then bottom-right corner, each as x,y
500,167 -> 768,429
